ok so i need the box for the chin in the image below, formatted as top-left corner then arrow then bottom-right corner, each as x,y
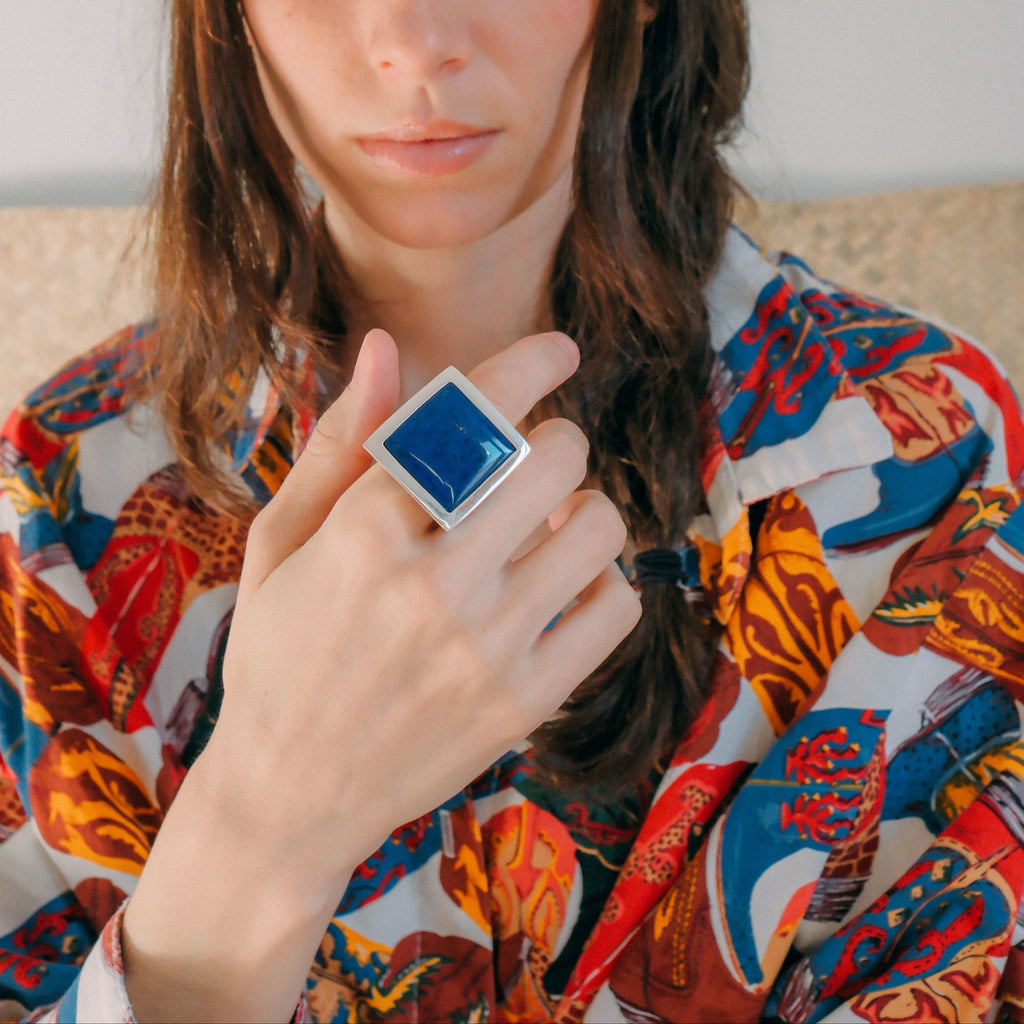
326,174 -> 529,250
376,206 -> 516,251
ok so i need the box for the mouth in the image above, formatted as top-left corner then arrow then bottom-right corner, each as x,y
358,122 -> 499,178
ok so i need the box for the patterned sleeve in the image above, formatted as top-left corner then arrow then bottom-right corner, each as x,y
0,374 -> 148,1019
763,496 -> 1024,1023
727,250 -> 1024,1023
0,330 -> 309,1023
564,236 -> 1024,1023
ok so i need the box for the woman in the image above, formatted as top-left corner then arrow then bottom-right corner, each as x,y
2,1 -> 1024,1021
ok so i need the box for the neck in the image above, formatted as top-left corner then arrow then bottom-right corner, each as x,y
324,170 -> 571,403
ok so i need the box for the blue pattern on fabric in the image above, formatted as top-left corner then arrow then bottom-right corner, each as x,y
0,895 -> 92,1010
716,278 -> 843,455
883,676 -> 1020,834
718,708 -> 888,985
823,431 -> 992,549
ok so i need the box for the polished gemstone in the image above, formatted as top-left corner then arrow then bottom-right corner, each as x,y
383,382 -> 516,513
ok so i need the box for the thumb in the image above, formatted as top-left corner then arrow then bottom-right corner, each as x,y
241,329 -> 400,589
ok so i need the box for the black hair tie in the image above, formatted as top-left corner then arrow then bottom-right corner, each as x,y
633,548 -> 686,588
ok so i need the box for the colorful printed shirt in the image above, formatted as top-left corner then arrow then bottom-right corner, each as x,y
3,229 -> 1024,1022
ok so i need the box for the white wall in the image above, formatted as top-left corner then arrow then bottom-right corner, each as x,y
2,0 -> 1023,206
733,0 -> 1024,200
0,0 -> 166,206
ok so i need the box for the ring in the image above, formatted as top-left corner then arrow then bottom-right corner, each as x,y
363,366 -> 530,530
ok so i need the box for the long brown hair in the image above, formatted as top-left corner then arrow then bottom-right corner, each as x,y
145,0 -> 749,794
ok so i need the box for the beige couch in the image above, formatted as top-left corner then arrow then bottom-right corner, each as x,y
1,181 -> 1022,416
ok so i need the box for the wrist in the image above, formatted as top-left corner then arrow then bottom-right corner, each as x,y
121,744 -> 354,1022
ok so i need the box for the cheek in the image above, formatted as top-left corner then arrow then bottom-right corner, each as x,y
248,52 -> 360,188
502,1 -> 595,118
245,7 -> 360,142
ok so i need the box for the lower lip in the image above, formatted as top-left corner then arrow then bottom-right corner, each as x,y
358,132 -> 497,178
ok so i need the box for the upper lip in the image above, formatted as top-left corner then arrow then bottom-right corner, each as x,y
363,121 -> 495,143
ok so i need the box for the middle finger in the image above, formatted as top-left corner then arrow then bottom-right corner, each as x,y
340,331 -> 582,539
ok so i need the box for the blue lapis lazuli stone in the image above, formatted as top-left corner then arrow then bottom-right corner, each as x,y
383,382 -> 516,512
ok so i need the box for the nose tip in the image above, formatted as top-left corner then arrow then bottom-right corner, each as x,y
377,49 -> 468,76
369,6 -> 471,78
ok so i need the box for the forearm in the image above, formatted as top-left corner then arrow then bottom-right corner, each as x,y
120,747 -> 362,1023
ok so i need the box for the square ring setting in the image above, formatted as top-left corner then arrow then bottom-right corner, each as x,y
363,366 -> 530,530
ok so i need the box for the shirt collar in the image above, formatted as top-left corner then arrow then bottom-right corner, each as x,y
692,229 -> 894,622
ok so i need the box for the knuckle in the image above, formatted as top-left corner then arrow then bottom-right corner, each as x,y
341,474 -> 419,545
338,518 -> 387,569
301,419 -> 342,461
614,567 -> 644,615
532,419 -> 590,478
468,332 -> 577,425
502,703 -> 541,742
479,675 -> 539,739
401,557 -> 465,620
471,367 -> 529,426
446,628 -> 497,681
579,490 -> 628,549
246,502 -> 277,545
623,587 -> 645,630
547,416 -> 589,454
405,564 -> 447,612
525,331 -> 579,381
437,634 -> 513,721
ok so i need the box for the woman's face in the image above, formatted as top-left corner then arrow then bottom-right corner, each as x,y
241,0 -> 598,252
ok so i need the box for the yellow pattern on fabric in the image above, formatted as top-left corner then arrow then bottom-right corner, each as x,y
931,553 -> 1024,682
937,740 -> 1024,825
727,491 -> 859,733
2,441 -> 78,526
450,841 -> 492,936
360,955 -> 445,1015
874,591 -> 945,629
249,406 -> 298,498
0,536 -> 94,732
41,742 -> 157,873
957,487 -> 1016,539
330,921 -> 393,970
693,507 -> 753,627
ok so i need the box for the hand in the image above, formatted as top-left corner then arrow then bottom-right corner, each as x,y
122,328 -> 640,1021
219,326 -> 639,869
